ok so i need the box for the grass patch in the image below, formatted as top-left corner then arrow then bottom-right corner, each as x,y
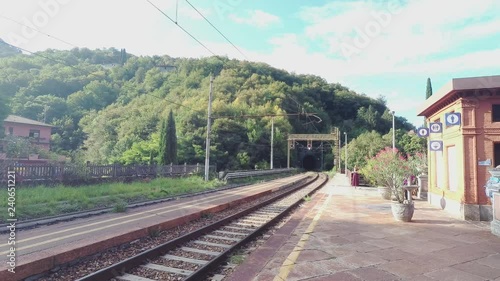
229,252 -> 246,265
0,176 -> 225,223
148,227 -> 161,238
325,168 -> 337,178
112,201 -> 128,213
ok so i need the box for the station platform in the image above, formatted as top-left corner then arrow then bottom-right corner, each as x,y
229,174 -> 500,281
0,174 -> 309,281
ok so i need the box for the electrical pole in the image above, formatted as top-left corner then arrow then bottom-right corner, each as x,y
270,117 -> 274,169
344,132 -> 347,173
204,74 -> 213,181
321,141 -> 323,170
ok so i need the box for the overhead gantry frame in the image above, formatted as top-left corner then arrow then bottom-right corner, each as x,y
287,127 -> 340,170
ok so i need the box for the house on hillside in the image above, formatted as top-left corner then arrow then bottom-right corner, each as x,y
417,75 -> 500,221
1,115 -> 54,162
156,64 -> 177,73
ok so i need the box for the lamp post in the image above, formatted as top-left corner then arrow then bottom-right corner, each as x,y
391,111 -> 395,153
344,132 -> 347,173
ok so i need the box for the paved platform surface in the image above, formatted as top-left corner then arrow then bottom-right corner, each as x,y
0,173 -> 310,281
229,174 -> 500,281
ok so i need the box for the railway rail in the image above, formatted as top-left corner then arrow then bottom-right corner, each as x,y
76,173 -> 328,281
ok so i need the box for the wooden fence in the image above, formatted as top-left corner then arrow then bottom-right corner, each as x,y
0,162 -> 213,186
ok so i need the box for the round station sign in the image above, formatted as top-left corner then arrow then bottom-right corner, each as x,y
429,122 -> 442,133
417,127 -> 429,137
429,140 -> 443,151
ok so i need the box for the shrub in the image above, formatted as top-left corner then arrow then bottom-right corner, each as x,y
364,147 -> 421,203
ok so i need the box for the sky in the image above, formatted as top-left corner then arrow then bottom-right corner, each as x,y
0,0 -> 499,127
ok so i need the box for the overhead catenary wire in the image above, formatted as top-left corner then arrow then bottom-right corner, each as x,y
0,14 -> 77,48
184,0 -> 248,60
145,0 -> 216,56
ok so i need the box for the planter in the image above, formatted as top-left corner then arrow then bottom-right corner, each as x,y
488,168 -> 500,178
377,186 -> 391,200
493,192 -> 500,237
391,201 -> 414,222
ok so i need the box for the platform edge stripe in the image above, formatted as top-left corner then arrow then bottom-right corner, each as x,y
205,235 -> 241,242
193,240 -> 232,248
143,263 -> 194,276
117,273 -> 156,281
181,246 -> 221,256
162,254 -> 208,265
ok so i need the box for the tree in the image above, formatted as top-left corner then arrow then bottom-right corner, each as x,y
159,110 -> 177,165
426,78 -> 433,99
0,93 -> 9,138
166,110 -> 178,164
342,130 -> 389,170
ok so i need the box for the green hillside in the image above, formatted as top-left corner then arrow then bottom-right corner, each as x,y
0,46 -> 415,170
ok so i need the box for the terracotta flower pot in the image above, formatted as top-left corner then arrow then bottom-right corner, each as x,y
391,201 -> 414,222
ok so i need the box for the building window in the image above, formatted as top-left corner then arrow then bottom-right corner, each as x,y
8,127 -> 13,135
493,105 -> 500,122
447,146 -> 457,191
29,129 -> 40,138
494,143 -> 500,167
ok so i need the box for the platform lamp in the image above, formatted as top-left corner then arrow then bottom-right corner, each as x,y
391,111 -> 395,153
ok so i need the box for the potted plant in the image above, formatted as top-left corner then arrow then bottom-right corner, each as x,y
370,147 -> 419,222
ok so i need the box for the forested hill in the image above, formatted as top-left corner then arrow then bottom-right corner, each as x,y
0,46 -> 414,170
0,39 -> 21,58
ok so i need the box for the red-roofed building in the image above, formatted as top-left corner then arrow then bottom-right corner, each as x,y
1,115 -> 53,162
417,75 -> 500,221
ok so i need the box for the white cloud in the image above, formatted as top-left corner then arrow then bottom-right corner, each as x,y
299,0 -> 500,64
229,10 -> 280,28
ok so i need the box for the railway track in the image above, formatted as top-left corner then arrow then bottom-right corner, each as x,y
76,173 -> 328,281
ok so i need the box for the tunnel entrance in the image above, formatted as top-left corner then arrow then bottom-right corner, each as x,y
302,155 -> 317,171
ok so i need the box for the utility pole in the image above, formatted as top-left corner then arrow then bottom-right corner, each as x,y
344,132 -> 347,173
320,141 -> 323,170
270,117 -> 274,169
204,74 -> 213,181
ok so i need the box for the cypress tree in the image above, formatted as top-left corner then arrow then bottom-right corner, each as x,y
426,78 -> 433,99
165,110 -> 177,164
159,118 -> 168,165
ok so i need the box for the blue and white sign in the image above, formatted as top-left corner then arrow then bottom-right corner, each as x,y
429,140 -> 443,151
445,112 -> 461,126
417,127 -> 429,137
429,122 -> 443,133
